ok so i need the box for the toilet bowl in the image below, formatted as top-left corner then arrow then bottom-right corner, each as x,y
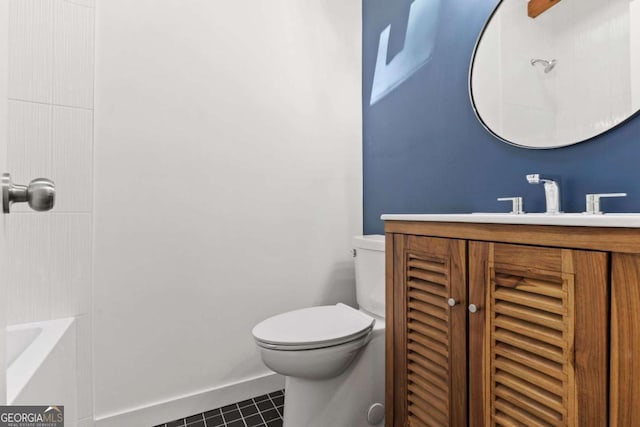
252,235 -> 386,427
253,304 -> 375,380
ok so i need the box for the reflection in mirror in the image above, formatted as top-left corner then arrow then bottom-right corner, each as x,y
470,0 -> 640,149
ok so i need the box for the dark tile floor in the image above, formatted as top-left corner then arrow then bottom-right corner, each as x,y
155,390 -> 284,427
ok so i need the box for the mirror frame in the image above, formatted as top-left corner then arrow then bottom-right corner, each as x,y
468,0 -> 640,150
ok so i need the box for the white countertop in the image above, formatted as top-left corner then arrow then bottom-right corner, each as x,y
380,213 -> 640,228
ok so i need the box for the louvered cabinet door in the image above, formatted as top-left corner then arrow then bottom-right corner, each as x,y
387,235 -> 467,427
468,242 -> 608,427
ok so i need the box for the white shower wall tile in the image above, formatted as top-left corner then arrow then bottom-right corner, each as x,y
6,214 -> 52,325
8,0 -> 54,103
5,213 -> 91,324
7,100 -> 52,213
64,0 -> 95,8
76,314 -> 94,420
7,0 -> 94,422
53,0 -> 95,108
52,106 -> 93,212
50,213 -> 92,317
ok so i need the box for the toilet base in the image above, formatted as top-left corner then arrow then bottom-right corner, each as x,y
282,328 -> 384,427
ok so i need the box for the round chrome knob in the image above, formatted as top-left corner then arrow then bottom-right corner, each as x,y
27,178 -> 55,211
447,298 -> 457,307
2,173 -> 55,213
468,304 -> 479,313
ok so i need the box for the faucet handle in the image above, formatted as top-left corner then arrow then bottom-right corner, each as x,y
584,193 -> 627,215
497,197 -> 524,214
526,174 -> 541,184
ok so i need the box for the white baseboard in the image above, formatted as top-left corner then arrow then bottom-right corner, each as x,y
94,373 -> 285,427
78,417 -> 95,427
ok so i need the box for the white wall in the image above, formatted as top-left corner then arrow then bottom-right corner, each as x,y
0,0 -> 8,405
4,1 -> 95,425
630,0 -> 640,111
93,0 -> 362,424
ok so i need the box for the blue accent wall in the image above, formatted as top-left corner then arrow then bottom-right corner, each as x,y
363,0 -> 640,234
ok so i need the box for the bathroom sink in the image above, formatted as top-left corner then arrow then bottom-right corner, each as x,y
380,213 -> 640,228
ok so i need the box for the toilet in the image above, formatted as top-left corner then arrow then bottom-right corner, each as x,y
252,235 -> 386,427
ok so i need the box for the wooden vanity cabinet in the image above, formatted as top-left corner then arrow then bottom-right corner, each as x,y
385,221 -> 640,427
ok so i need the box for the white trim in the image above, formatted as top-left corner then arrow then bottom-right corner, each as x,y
94,373 -> 284,427
78,417 -> 95,427
0,0 -> 9,406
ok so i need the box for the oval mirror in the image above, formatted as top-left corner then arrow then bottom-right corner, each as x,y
470,0 -> 640,149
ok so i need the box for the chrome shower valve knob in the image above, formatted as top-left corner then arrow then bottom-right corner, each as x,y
2,173 -> 56,214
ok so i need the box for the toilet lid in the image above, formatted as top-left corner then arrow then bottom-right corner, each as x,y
252,303 -> 375,350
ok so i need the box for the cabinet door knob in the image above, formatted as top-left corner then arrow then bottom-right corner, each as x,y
468,304 -> 479,313
447,298 -> 457,307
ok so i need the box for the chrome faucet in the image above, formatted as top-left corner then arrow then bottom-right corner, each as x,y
526,174 -> 561,214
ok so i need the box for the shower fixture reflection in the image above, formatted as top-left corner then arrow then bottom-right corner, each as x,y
531,58 -> 557,73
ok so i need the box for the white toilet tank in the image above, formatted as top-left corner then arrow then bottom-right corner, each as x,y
353,235 -> 385,318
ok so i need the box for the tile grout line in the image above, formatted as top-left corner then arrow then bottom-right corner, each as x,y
183,412 -> 204,427
202,409 -> 220,427
235,402 -> 248,427
236,401 -> 250,425
253,397 -> 268,427
8,97 -> 94,111
164,392 -> 284,427
63,0 -> 95,9
266,393 -> 282,420
221,403 -> 241,427
48,0 -> 56,329
239,399 -> 263,427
